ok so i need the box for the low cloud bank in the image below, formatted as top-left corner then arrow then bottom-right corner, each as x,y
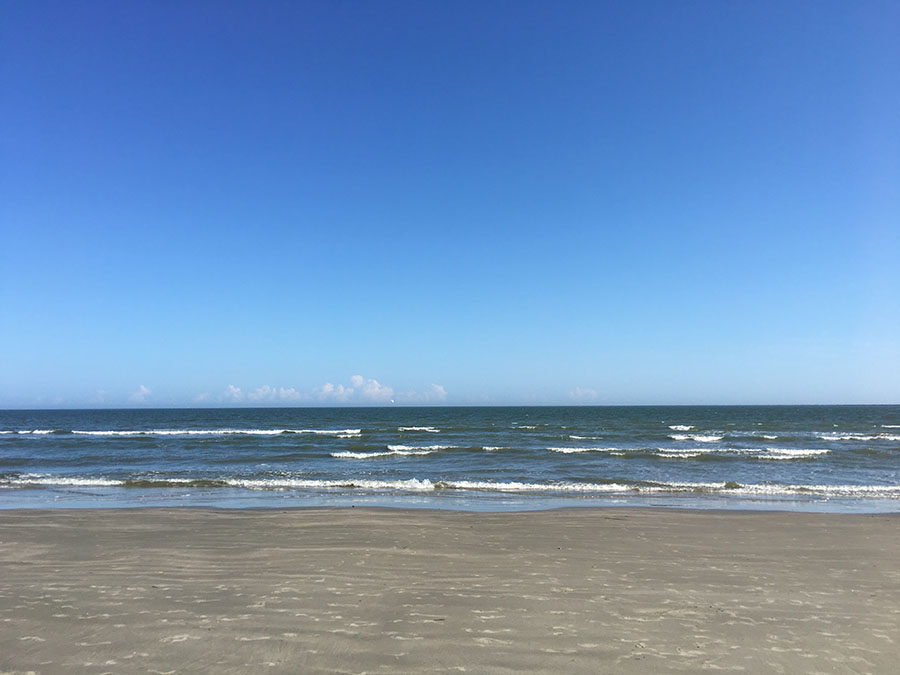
208,376 -> 446,406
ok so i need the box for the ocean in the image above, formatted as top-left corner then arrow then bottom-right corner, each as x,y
2,406 -> 899,512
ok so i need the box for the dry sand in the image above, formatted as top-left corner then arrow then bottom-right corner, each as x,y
1,507 -> 898,674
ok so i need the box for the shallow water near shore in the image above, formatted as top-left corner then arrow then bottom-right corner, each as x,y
2,405 -> 899,512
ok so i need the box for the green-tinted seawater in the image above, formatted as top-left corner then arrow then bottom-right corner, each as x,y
1,406 -> 899,512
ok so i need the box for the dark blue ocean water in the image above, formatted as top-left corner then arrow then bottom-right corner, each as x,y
2,406 -> 899,512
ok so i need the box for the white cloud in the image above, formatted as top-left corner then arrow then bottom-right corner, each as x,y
278,387 -> 304,402
357,376 -> 394,403
317,382 -> 354,402
222,384 -> 244,403
248,385 -> 276,402
130,385 -> 151,403
248,385 -> 306,403
217,376 -> 438,407
569,386 -> 598,403
316,375 -> 394,404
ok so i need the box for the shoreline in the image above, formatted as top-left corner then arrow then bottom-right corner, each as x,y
3,507 -> 899,673
4,490 -> 900,514
4,502 -> 900,515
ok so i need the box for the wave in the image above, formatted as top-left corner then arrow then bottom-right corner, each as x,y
332,449 -> 436,459
6,474 -> 898,498
227,477 -> 439,491
65,428 -> 363,437
547,445 -> 827,460
815,433 -> 900,442
727,431 -> 780,440
760,448 -> 830,460
656,446 -> 748,455
548,447 -> 619,454
386,444 -> 458,452
656,447 -> 828,460
1,429 -> 62,435
668,425 -> 694,431
882,424 -> 900,429
6,475 -> 122,487
397,426 -> 440,433
668,434 -> 723,442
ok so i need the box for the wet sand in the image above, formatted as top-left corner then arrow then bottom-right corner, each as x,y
1,507 -> 898,674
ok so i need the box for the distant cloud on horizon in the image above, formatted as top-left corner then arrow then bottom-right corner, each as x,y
318,375 -> 394,404
397,383 -> 448,404
204,375 -> 445,407
222,384 -> 243,403
569,386 -> 599,403
248,385 -> 305,403
129,385 -> 152,403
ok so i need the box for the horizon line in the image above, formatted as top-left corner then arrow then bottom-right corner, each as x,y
2,402 -> 899,413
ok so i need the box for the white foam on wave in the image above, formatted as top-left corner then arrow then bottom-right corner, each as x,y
668,425 -> 694,431
653,447 -> 828,461
548,446 -> 620,454
226,477 -> 438,491
331,449 -> 435,459
446,480 -> 633,493
568,435 -> 602,440
515,425 -> 538,430
727,431 -> 781,440
7,476 -> 122,487
882,424 -> 900,429
669,434 -> 723,442
816,432 -> 900,442
4,475 -> 898,499
3,430 -> 56,435
398,426 -> 440,433
656,447 -> 747,455
760,448 -> 830,460
69,428 -> 362,437
482,446 -> 506,451
659,452 -> 706,458
386,444 -> 458,452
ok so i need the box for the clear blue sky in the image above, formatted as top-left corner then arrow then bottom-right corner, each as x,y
2,0 -> 898,408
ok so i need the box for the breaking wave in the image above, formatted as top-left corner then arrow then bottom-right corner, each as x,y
816,432 -> 900,442
4,474 -> 899,499
67,428 -> 363,437
668,434 -> 723,442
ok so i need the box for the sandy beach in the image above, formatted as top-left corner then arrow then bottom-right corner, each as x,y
1,507 -> 898,674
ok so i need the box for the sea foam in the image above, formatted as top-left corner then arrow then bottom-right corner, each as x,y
668,434 -> 723,442
331,449 -> 435,459
68,428 -> 362,437
4,474 -> 899,499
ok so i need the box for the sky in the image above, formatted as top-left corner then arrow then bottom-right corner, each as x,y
1,0 -> 898,408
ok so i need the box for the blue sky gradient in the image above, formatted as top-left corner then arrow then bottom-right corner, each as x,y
2,1 -> 898,407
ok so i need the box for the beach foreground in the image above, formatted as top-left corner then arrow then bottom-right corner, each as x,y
1,508 -> 898,674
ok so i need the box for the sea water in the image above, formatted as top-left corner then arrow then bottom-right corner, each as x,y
2,406 -> 899,512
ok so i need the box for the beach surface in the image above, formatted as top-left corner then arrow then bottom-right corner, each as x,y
1,508 -> 898,674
